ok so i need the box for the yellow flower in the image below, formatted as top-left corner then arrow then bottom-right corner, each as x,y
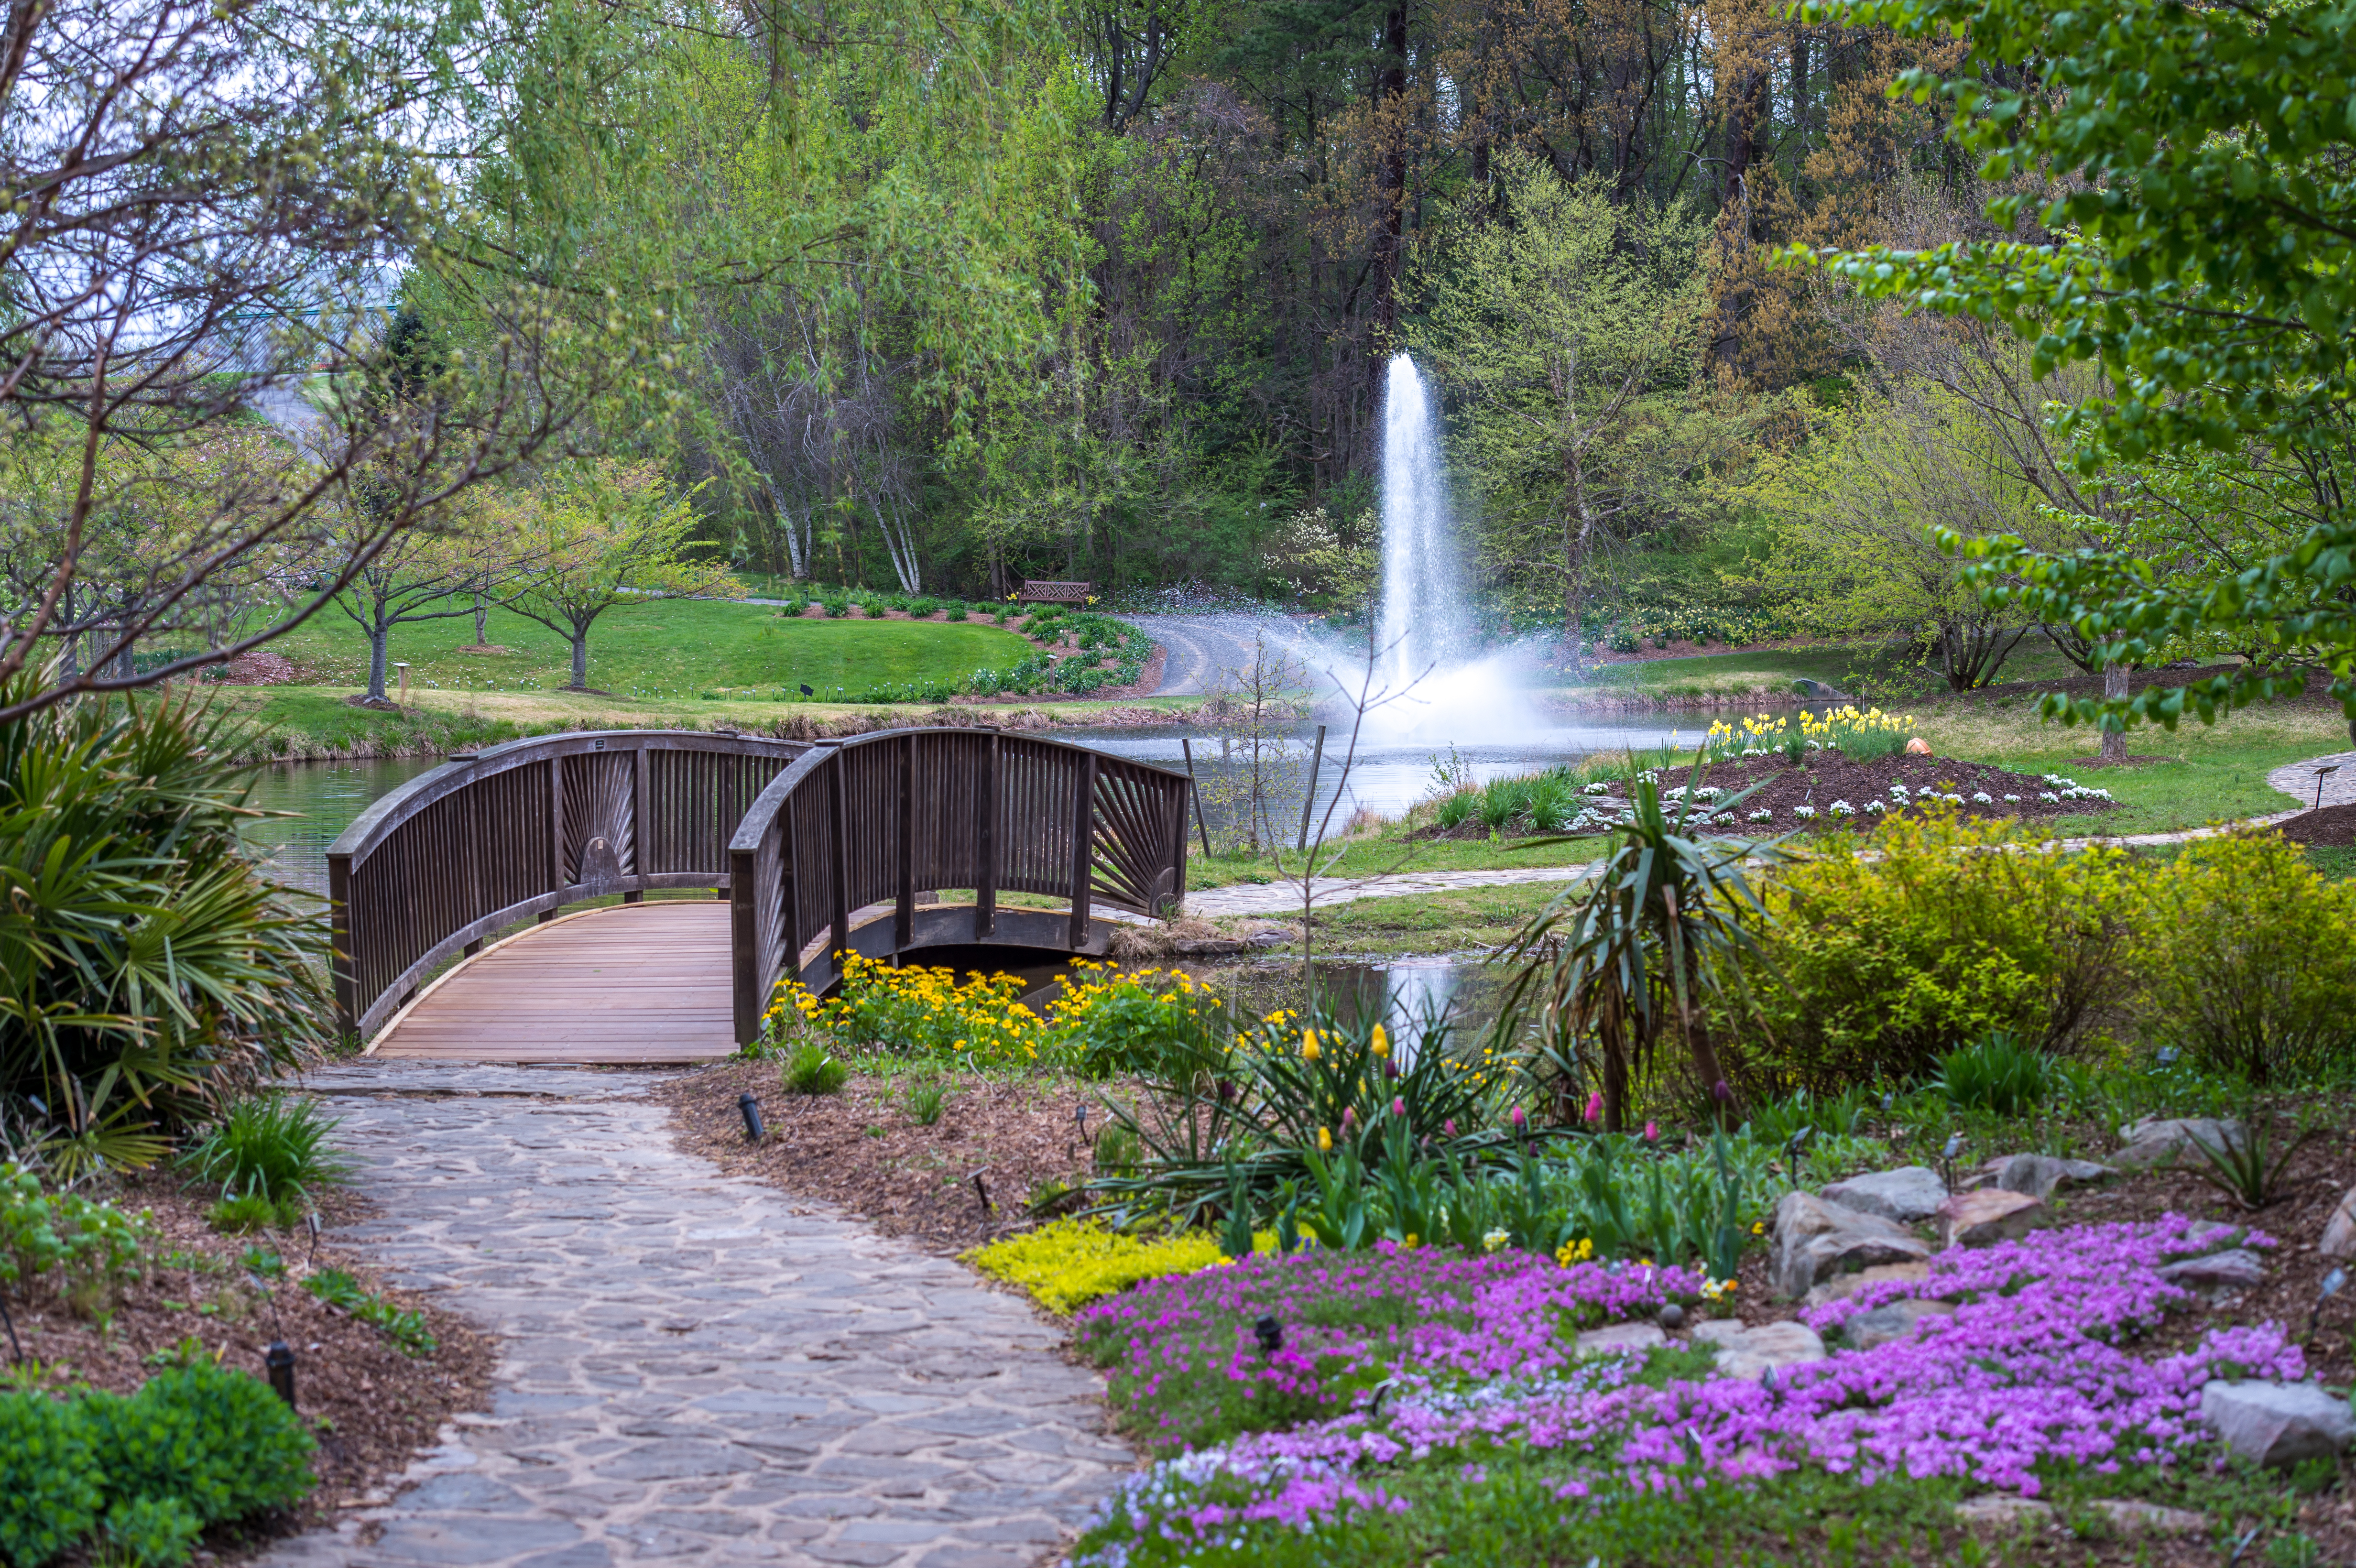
1370,1024 -> 1389,1059
1301,1031 -> 1321,1063
1317,1127 -> 1332,1153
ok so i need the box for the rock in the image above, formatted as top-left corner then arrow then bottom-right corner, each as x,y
1168,937 -> 1247,956
1802,1261 -> 1932,1308
1844,1298 -> 1957,1351
1904,738 -> 1932,757
2113,1117 -> 2246,1170
2158,1249 -> 2265,1292
1693,1320 -> 1827,1382
1821,1166 -> 1949,1224
1936,1188 -> 2045,1248
1575,1321 -> 1667,1357
2090,1500 -> 2207,1534
2200,1380 -> 2356,1468
1987,1153 -> 2113,1202
2321,1186 -> 2356,1261
1952,1495 -> 2051,1529
1769,1191 -> 1932,1300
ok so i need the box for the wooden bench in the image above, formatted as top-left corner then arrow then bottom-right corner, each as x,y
1016,579 -> 1093,605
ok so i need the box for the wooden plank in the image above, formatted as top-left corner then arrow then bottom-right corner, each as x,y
372,902 -> 737,1064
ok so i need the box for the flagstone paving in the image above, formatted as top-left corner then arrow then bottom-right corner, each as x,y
259,1061 -> 1128,1568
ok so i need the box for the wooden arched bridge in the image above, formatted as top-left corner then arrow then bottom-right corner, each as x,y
327,729 -> 1193,1063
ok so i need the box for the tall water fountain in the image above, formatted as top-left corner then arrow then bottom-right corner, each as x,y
1362,354 -> 1534,742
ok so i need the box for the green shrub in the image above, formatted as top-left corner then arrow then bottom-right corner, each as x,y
2131,831 -> 2356,1083
82,1362 -> 314,1524
822,595 -> 849,617
903,1076 -> 946,1126
944,603 -> 970,621
1928,1031 -> 2054,1115
100,1495 -> 203,1568
178,1092 -> 351,1204
0,1164 -> 153,1317
963,1219 -> 1232,1314
0,1389 -> 100,1566
782,1044 -> 846,1095
1743,808 -> 2135,1093
204,1193 -> 291,1234
906,596 -> 939,617
0,680 -> 330,1176
1435,789 -> 1477,830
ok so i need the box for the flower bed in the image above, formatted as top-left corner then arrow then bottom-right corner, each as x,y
1074,1216 -> 2303,1565
1617,754 -> 2120,830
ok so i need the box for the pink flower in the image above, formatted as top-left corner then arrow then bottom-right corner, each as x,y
1583,1092 -> 1603,1125
1643,1121 -> 1658,1143
1391,1097 -> 1407,1118
1509,1106 -> 1526,1130
1443,1119 -> 1457,1138
1342,1106 -> 1358,1131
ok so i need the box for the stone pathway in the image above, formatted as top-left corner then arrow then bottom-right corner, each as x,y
261,1061 -> 1127,1568
1174,750 -> 2354,921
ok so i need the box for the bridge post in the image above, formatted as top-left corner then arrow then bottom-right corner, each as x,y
975,733 -> 998,938
895,731 -> 915,948
828,750 -> 850,967
1067,749 -> 1094,948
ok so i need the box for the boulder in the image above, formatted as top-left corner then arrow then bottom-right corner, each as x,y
2113,1117 -> 2246,1171
2090,1500 -> 2207,1534
2321,1186 -> 2356,1261
1843,1297 -> 1957,1351
1693,1319 -> 1827,1382
1987,1153 -> 2114,1202
1802,1261 -> 1932,1308
2158,1249 -> 2265,1292
1821,1166 -> 1949,1224
1936,1188 -> 2045,1248
2200,1380 -> 2356,1468
1952,1495 -> 2051,1529
1769,1191 -> 1933,1300
1575,1321 -> 1667,1357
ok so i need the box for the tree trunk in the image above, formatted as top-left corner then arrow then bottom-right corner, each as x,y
570,630 -> 589,689
473,591 -> 488,645
368,621 -> 391,701
2100,661 -> 2129,763
1562,439 -> 1594,672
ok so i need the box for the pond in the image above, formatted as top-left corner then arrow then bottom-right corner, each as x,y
236,756 -> 437,897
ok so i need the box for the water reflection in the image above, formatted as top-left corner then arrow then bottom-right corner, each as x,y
236,757 -> 437,895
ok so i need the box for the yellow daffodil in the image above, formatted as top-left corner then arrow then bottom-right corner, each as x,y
1301,1031 -> 1321,1063
1317,1126 -> 1332,1153
1370,1024 -> 1389,1059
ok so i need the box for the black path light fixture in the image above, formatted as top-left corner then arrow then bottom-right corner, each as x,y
265,1341 -> 297,1409
2314,763 -> 2340,810
738,1093 -> 766,1143
1940,1131 -> 1965,1193
1254,1315 -> 1284,1357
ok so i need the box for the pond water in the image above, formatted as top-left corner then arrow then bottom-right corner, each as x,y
237,756 -> 437,896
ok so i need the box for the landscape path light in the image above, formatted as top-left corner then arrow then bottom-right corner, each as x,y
2315,763 -> 2340,810
737,1093 -> 765,1143
265,1341 -> 297,1409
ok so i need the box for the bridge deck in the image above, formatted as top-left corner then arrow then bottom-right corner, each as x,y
369,901 -> 736,1064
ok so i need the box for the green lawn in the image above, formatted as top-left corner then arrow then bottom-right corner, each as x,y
1538,639 -> 2091,707
265,597 -> 1033,700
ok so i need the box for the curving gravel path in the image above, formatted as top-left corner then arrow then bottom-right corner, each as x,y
260,1062 -> 1127,1568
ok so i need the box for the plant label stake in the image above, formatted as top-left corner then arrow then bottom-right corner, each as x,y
1941,1132 -> 1964,1193
305,1211 -> 322,1269
2312,1268 -> 2347,1338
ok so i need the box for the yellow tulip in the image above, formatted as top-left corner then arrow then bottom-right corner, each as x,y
1301,1030 -> 1321,1063
1317,1127 -> 1332,1153
1370,1024 -> 1390,1059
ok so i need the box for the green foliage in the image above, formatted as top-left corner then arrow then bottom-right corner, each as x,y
905,597 -> 939,617
98,1494 -> 204,1568
204,1194 -> 294,1235
1799,0 -> 2356,732
0,1165 -> 152,1318
178,1092 -> 351,1204
781,1044 -> 846,1095
1928,1032 -> 2054,1116
300,1267 -> 437,1356
944,603 -> 969,621
0,1387 -> 99,1567
1745,808 -> 2133,1093
902,1075 -> 946,1126
81,1362 -> 314,1525
0,684 -> 329,1175
2130,832 -> 2356,1083
1434,789 -> 1476,830
2178,1103 -> 2317,1211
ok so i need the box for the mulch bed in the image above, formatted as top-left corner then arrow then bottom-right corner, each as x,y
655,1061 -> 1103,1251
6,1177 -> 496,1557
2277,804 -> 2356,847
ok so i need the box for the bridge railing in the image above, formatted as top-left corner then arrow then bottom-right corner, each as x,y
327,730 -> 810,1038
727,729 -> 1191,1044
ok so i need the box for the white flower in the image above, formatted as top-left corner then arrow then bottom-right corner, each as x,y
2039,790 -> 2060,802
1692,786 -> 1723,803
1971,791 -> 1994,804
1583,782 -> 1611,796
1792,805 -> 1818,819
1864,799 -> 1887,813
1889,784 -> 1911,798
2002,793 -> 2021,802
1483,1229 -> 1511,1253
1943,792 -> 1965,804
1746,808 -> 1773,822
1828,800 -> 1855,817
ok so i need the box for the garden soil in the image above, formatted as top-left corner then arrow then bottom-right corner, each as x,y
2277,803 -> 2356,846
7,1179 -> 494,1557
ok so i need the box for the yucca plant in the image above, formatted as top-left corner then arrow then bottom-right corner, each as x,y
2181,1100 -> 2317,1210
0,678 -> 327,1176
1493,771 -> 1783,1132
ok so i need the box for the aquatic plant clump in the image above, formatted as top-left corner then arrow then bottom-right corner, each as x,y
1074,1216 -> 2300,1565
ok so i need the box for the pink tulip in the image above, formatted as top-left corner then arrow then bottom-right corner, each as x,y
1583,1091 -> 1604,1125
1443,1118 -> 1458,1138
1509,1106 -> 1527,1130
1342,1106 -> 1357,1131
1643,1121 -> 1659,1143
1392,1097 -> 1407,1118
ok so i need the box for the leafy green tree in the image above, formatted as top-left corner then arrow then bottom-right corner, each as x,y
506,463 -> 743,690
1793,0 -> 2356,740
1407,153 -> 1717,665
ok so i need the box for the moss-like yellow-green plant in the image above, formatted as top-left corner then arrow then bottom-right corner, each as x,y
964,1219 -> 1250,1315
